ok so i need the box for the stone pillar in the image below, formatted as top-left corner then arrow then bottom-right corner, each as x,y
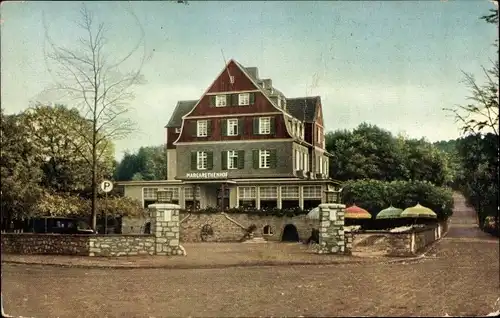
148,203 -> 185,256
317,203 -> 350,255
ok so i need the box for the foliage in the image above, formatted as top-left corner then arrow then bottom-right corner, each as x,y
114,146 -> 168,181
325,123 -> 453,186
341,179 -> 454,220
0,111 -> 44,220
33,191 -> 145,219
20,103 -> 115,192
455,133 -> 498,228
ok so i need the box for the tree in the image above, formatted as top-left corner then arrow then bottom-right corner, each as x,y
41,5 -> 148,230
325,123 -> 452,186
0,110 -> 43,225
114,145 -> 168,181
20,103 -> 115,193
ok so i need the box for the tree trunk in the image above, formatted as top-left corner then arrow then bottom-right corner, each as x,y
91,121 -> 98,231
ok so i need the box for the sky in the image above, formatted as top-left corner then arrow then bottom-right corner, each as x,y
1,1 -> 498,160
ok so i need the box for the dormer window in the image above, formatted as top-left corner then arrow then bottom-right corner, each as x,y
175,128 -> 181,133
277,96 -> 282,108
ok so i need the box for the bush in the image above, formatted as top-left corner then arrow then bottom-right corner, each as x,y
342,179 -> 454,220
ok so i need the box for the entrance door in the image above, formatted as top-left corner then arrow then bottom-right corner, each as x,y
217,188 -> 230,210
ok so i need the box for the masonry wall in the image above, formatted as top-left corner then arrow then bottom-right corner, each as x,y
1,234 -> 90,256
179,213 -> 317,242
89,235 -> 155,256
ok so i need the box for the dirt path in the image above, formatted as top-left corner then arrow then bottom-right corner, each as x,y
447,192 -> 497,240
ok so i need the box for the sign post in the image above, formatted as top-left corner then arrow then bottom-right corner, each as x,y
100,180 -> 114,234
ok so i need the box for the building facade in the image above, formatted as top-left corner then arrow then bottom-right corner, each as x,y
118,59 -> 338,211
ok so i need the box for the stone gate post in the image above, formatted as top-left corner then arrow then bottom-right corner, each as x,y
148,203 -> 185,256
317,203 -> 351,254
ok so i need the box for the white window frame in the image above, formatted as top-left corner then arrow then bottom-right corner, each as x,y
197,120 -> 208,137
277,96 -> 282,108
303,185 -> 322,199
304,153 -> 308,172
259,117 -> 271,135
197,151 -> 207,170
260,186 -> 278,199
295,149 -> 300,170
228,150 -> 238,169
227,119 -> 238,136
216,95 -> 227,107
238,93 -> 250,106
281,186 -> 299,199
259,150 -> 270,169
239,186 -> 256,199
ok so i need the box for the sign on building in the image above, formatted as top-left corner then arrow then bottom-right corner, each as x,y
185,172 -> 228,179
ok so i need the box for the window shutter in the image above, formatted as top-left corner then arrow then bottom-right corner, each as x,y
207,152 -> 214,170
252,150 -> 259,169
209,96 -> 216,107
221,119 -> 227,137
224,95 -> 229,106
270,117 -> 276,135
221,151 -> 228,170
270,149 -> 277,168
232,94 -> 238,106
238,118 -> 245,136
253,118 -> 259,135
207,120 -> 212,136
191,152 -> 197,170
237,150 -> 245,169
191,121 -> 197,137
249,93 -> 255,105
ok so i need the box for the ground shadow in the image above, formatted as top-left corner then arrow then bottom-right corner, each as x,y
281,224 -> 300,242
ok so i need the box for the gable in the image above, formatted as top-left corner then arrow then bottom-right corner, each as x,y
206,60 -> 259,93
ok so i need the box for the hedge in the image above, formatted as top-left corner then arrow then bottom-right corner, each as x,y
341,179 -> 454,220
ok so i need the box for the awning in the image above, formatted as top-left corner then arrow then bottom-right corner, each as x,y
182,180 -> 237,184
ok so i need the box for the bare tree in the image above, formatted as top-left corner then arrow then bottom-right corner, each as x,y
41,4 -> 149,230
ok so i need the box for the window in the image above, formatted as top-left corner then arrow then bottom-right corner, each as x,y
143,187 -> 179,207
175,128 -> 181,133
238,93 -> 249,106
239,187 -> 256,199
260,186 -> 277,199
295,149 -> 300,170
323,158 -> 328,176
227,119 -> 238,136
216,95 -> 227,107
197,120 -> 208,137
281,186 -> 299,198
303,185 -> 322,198
143,188 -> 158,200
228,150 -> 238,169
259,150 -> 270,168
259,117 -> 271,134
304,152 -> 309,171
197,151 -> 207,170
277,96 -> 282,108
263,225 -> 274,235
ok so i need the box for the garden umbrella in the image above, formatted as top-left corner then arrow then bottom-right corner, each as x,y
345,204 -> 372,219
306,207 -> 320,220
400,203 -> 437,219
376,206 -> 404,219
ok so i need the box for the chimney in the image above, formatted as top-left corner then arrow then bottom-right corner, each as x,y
245,67 -> 259,80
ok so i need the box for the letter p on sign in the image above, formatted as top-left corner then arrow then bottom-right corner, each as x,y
100,180 -> 114,193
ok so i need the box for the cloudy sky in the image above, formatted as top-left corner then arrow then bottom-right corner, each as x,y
1,1 -> 497,160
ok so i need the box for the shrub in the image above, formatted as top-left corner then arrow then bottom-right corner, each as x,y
342,179 -> 454,220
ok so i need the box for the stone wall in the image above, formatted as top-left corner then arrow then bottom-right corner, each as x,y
89,235 -> 155,256
179,213 -> 317,242
1,204 -> 184,257
1,234 -> 90,256
351,224 -> 442,257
